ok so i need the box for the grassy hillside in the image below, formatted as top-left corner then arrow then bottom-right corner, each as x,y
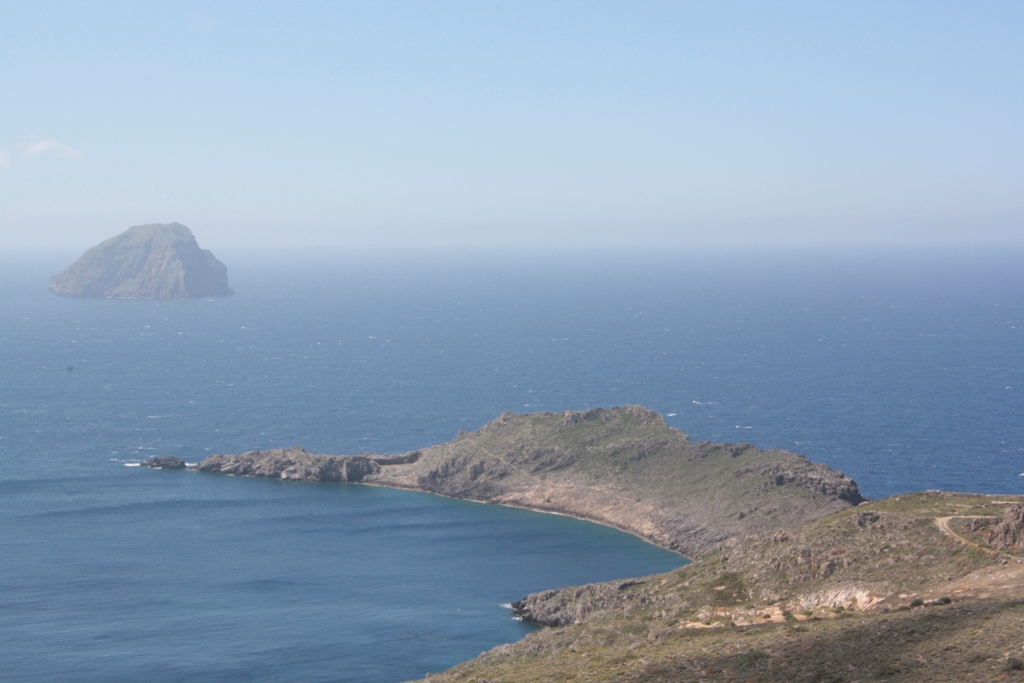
365,406 -> 862,557
194,407 -> 864,558
412,493 -> 1024,683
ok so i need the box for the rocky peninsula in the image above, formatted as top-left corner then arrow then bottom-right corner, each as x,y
49,223 -> 233,299
185,406 -> 863,558
146,406 -> 1024,681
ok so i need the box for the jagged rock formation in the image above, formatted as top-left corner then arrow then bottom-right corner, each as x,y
196,447 -> 389,482
49,223 -> 233,299
141,456 -> 187,470
511,579 -> 652,628
985,503 -> 1024,549
190,406 -> 863,558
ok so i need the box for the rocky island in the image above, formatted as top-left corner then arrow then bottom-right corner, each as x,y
146,406 -> 1024,681
49,223 -> 233,299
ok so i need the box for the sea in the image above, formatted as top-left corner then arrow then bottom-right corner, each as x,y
1,245 -> 1022,682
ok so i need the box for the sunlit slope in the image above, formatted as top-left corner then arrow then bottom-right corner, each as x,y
367,406 -> 862,557
195,406 -> 863,557
414,493 -> 1024,683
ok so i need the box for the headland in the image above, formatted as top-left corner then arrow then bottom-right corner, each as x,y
143,406 -> 1024,681
166,405 -> 863,559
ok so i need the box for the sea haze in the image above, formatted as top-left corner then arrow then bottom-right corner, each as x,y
1,245 -> 1022,682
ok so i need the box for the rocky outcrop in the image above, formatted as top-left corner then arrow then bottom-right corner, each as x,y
511,579 -> 650,627
759,460 -> 865,504
195,447 -> 380,482
49,223 -> 233,299
187,407 -> 864,559
987,503 -> 1024,549
141,456 -> 187,470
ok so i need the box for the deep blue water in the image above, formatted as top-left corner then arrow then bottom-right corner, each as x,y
1,245 -> 1022,682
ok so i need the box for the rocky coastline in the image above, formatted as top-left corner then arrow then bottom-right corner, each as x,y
142,407 -> 1024,682
148,406 -> 863,559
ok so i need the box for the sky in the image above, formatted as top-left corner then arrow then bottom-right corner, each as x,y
1,1 -> 1022,249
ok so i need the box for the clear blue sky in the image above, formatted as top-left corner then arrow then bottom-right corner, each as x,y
1,1 -> 1022,248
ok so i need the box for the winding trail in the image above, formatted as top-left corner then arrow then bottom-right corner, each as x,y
934,515 -> 1021,559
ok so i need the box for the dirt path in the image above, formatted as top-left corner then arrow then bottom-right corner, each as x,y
935,516 -> 1004,555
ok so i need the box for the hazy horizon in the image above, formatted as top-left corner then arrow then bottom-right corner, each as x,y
1,1 -> 1022,249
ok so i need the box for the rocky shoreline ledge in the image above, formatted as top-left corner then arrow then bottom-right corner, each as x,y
145,406 -> 863,559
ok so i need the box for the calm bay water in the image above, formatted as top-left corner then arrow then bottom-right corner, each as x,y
1,246 -> 1022,682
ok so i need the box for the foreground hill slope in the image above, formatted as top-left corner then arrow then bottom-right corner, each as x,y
49,223 -> 233,299
193,406 -> 863,557
415,493 -> 1024,683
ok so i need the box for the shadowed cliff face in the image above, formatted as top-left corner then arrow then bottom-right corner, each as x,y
188,406 -> 864,559
49,223 -> 233,299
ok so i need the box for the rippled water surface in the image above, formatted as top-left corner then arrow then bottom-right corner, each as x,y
1,246 -> 1022,682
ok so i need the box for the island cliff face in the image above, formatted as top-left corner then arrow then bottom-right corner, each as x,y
193,406 -> 863,558
49,223 -> 233,299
